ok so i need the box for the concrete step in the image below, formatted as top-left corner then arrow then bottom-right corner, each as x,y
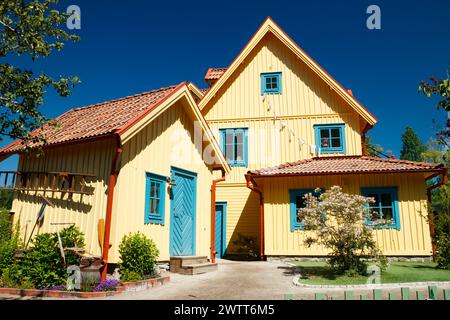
170,256 -> 209,269
177,262 -> 218,275
169,256 -> 217,275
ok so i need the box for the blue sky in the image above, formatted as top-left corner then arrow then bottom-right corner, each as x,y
1,0 -> 449,170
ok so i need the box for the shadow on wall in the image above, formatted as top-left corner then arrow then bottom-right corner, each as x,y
225,191 -> 261,260
15,187 -> 95,214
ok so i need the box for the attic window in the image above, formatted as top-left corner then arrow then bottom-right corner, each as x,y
261,72 -> 282,94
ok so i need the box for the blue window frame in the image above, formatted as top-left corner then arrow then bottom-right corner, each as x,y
219,128 -> 248,167
144,172 -> 166,224
261,72 -> 282,94
361,187 -> 400,230
314,124 -> 346,154
289,189 -> 323,231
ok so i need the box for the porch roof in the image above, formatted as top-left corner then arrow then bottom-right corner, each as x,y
247,156 -> 445,177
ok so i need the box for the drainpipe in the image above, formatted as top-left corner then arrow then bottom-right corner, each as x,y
245,174 -> 265,261
101,135 -> 123,281
426,167 -> 448,256
361,123 -> 373,156
211,169 -> 226,263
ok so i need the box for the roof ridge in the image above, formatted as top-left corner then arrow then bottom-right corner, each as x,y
70,85 -> 178,113
362,155 -> 442,168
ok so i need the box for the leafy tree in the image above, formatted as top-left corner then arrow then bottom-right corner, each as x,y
419,61 -> 450,111
422,140 -> 450,269
0,0 -> 79,146
366,135 -> 392,158
400,127 -> 427,162
300,186 -> 386,276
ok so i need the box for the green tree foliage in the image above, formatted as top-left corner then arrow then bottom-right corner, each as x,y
0,0 -> 79,145
422,140 -> 450,269
419,61 -> 450,111
365,135 -> 392,157
400,127 -> 427,162
0,190 -> 13,210
118,232 -> 159,279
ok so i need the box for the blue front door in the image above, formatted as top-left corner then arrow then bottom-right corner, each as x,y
170,167 -> 197,256
215,202 -> 227,258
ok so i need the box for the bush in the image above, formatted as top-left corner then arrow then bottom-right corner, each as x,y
0,190 -> 13,210
232,233 -> 259,260
118,232 -> 159,278
21,233 -> 66,288
0,209 -> 12,243
300,186 -> 385,276
0,221 -> 21,276
433,210 -> 450,269
59,225 -> 86,266
120,270 -> 142,282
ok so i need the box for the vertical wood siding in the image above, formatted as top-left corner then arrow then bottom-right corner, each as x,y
263,173 -> 432,256
110,100 -> 214,262
202,33 -> 365,249
11,138 -> 114,257
215,184 -> 260,253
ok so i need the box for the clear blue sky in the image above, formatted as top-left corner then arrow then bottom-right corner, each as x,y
1,0 -> 449,170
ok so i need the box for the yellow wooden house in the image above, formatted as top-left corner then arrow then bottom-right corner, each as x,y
0,17 -> 446,272
199,17 -> 446,260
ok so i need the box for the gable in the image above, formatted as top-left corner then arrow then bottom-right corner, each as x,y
200,17 -> 377,127
201,32 -> 360,121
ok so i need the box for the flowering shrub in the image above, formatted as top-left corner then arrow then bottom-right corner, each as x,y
94,279 -> 120,292
300,186 -> 386,276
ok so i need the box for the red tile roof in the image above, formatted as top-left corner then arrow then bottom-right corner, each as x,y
248,156 -> 444,177
204,68 -> 227,81
1,85 -> 180,153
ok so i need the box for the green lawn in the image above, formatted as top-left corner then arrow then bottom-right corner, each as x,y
293,261 -> 450,285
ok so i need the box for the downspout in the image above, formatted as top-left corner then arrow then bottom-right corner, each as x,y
101,134 -> 123,281
245,174 -> 265,260
361,123 -> 373,156
211,169 -> 226,263
426,168 -> 448,256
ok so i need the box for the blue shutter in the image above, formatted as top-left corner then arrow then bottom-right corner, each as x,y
144,172 -> 167,225
218,128 -> 249,167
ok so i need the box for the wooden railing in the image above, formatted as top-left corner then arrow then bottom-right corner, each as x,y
0,171 -> 96,197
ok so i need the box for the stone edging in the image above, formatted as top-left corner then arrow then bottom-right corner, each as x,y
285,262 -> 450,289
0,275 -> 170,298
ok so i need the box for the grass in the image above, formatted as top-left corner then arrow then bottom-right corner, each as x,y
293,261 -> 450,285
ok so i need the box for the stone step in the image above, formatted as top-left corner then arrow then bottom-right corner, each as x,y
170,256 -> 209,270
177,262 -> 218,275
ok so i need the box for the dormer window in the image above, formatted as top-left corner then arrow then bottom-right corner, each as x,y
261,72 -> 282,94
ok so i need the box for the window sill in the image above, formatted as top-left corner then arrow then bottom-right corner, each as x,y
319,150 -> 345,154
367,224 -> 400,230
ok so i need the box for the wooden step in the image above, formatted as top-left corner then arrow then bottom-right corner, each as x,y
177,262 -> 218,275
